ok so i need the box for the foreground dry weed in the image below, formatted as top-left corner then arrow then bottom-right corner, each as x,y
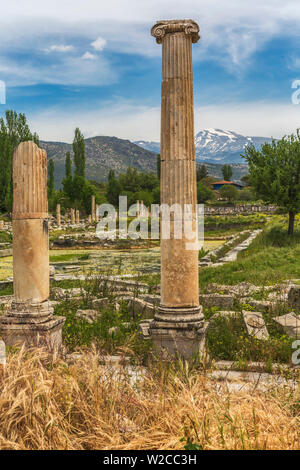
0,346 -> 299,450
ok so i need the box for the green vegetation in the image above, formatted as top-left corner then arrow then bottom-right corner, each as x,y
0,231 -> 12,244
197,182 -> 215,203
206,311 -> 294,364
222,164 -> 233,181
197,163 -> 208,181
106,166 -> 160,208
243,130 -> 300,234
219,184 -> 239,202
199,218 -> 300,287
0,110 -> 39,212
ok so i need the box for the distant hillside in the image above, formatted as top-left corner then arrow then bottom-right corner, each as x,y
41,132 -> 250,188
41,136 -> 157,188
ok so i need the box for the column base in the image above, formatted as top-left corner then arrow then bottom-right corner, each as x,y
0,300 -> 65,351
149,305 -> 206,359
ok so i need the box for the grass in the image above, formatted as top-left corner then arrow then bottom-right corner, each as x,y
0,231 -> 12,244
206,311 -> 294,364
199,222 -> 300,288
0,347 -> 299,450
51,275 -> 152,360
49,252 -> 90,263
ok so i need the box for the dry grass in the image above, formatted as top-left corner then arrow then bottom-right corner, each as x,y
0,347 -> 299,450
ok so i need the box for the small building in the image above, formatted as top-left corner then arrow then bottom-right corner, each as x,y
212,180 -> 243,191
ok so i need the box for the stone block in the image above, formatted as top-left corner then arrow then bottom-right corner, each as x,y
242,311 -> 269,340
199,294 -> 234,309
273,313 -> 300,338
288,286 -> 300,311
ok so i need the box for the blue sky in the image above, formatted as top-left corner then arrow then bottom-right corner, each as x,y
1,0 -> 300,142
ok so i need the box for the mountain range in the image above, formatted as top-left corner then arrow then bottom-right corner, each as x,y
134,128 -> 274,165
41,136 -> 157,188
41,128 -> 272,187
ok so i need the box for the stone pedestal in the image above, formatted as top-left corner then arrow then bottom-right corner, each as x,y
149,20 -> 204,358
0,141 -> 65,350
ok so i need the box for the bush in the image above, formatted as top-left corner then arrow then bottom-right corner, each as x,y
197,183 -> 215,203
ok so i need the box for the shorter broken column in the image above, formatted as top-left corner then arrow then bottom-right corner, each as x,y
70,208 -> 75,225
56,203 -> 61,226
0,141 -> 65,349
91,196 -> 96,222
76,209 -> 80,225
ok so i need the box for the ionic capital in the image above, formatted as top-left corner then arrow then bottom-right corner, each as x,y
151,19 -> 200,44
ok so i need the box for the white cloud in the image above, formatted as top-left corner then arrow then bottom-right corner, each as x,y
28,99 -> 300,143
81,51 -> 97,60
1,1 -> 300,64
0,54 -> 115,86
46,44 -> 74,53
91,36 -> 106,51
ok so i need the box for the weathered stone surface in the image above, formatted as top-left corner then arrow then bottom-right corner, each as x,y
149,20 -> 204,358
246,299 -> 272,312
75,309 -> 99,324
0,340 -> 6,366
199,294 -> 234,309
128,298 -> 156,319
53,287 -> 85,300
242,311 -> 269,340
273,313 -> 300,338
0,249 -> 12,258
91,196 -> 96,222
138,319 -> 154,339
0,141 -> 65,350
92,298 -> 110,309
56,203 -> 61,226
288,286 -> 300,311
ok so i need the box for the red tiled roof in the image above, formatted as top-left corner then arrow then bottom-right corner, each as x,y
213,180 -> 233,185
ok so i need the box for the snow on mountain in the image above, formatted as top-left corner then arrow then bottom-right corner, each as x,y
134,129 -> 273,164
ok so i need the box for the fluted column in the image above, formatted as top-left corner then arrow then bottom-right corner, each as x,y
56,203 -> 61,226
150,20 -> 204,358
12,142 -> 49,303
91,196 -> 96,222
0,141 -> 65,349
76,209 -> 80,225
70,208 -> 75,225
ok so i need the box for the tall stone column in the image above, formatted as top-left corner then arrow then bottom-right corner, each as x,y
76,209 -> 80,225
91,196 -> 96,222
150,20 -> 204,358
0,141 -> 65,349
56,203 -> 61,226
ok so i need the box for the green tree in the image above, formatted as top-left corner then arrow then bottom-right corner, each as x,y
157,154 -> 161,179
241,174 -> 250,186
197,164 -> 208,181
48,159 -> 55,198
219,185 -> 238,203
243,131 -> 300,235
73,128 -> 85,178
197,182 -> 215,203
106,170 -> 121,207
0,110 -> 39,212
222,164 -> 233,181
238,187 -> 254,202
65,151 -> 72,178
